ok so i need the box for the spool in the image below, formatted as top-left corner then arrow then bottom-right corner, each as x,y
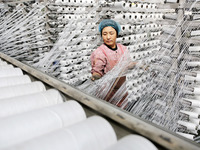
188,46 -> 200,52
193,87 -> 200,94
0,89 -> 64,118
189,117 -> 200,125
177,120 -> 197,131
0,64 -> 13,69
183,98 -> 200,107
0,61 -> 7,66
191,30 -> 200,37
165,0 -> 178,3
0,81 -> 46,100
0,68 -> 23,78
6,116 -> 116,150
0,101 -> 86,148
176,132 -> 194,140
180,110 -> 199,119
0,75 -> 31,88
106,135 -> 157,150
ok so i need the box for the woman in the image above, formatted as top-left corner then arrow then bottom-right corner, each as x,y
90,19 -> 136,106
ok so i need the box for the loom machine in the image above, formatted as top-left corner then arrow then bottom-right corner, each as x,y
0,0 -> 200,150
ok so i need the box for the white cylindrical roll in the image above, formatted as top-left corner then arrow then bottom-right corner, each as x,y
180,110 -> 199,119
114,14 -> 126,23
182,98 -> 200,107
106,135 -> 157,150
113,1 -> 126,10
0,81 -> 46,100
189,117 -> 200,125
0,68 -> 23,78
0,75 -> 31,88
177,120 -> 197,131
55,0 -> 62,5
184,75 -> 196,81
191,30 -> 200,36
60,73 -> 73,80
121,25 -> 132,34
0,61 -> 7,66
6,116 -> 116,150
187,62 -> 200,67
0,64 -> 13,69
192,107 -> 200,114
0,101 -> 86,148
0,89 -> 64,118
166,0 -> 178,3
188,46 -> 200,52
194,87 -> 200,94
176,132 -> 194,140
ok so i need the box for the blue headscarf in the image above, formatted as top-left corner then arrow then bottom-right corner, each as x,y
98,19 -> 121,36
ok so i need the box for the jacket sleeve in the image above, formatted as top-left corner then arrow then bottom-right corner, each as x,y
90,48 -> 107,76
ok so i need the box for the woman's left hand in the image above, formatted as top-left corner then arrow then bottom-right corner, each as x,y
128,61 -> 137,70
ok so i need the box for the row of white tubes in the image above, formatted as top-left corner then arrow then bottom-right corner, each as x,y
55,0 -> 95,6
176,18 -> 200,139
114,13 -> 163,23
117,32 -> 162,43
0,59 -> 158,150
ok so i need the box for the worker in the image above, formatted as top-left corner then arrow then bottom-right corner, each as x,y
90,19 -> 136,106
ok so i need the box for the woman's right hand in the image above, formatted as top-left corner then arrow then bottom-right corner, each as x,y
91,72 -> 102,81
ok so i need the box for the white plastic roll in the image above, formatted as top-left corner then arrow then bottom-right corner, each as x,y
183,98 -> 200,107
193,14 -> 200,20
0,75 -> 31,88
60,59 -> 76,66
180,110 -> 199,119
189,117 -> 200,125
191,30 -> 200,36
176,132 -> 194,140
132,13 -> 141,22
0,61 -> 7,66
121,24 -> 132,34
0,89 -> 63,118
194,87 -> 200,94
0,64 -> 13,69
0,101 -> 86,148
166,0 -> 178,3
192,107 -> 200,114
114,14 -> 126,23
6,116 -> 116,150
187,62 -> 200,67
114,1 -> 126,10
0,81 -> 46,100
177,120 -> 197,131
188,46 -> 200,52
60,66 -> 73,73
0,68 -> 23,78
106,135 -> 157,150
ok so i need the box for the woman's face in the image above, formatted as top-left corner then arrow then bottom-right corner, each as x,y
102,26 -> 117,49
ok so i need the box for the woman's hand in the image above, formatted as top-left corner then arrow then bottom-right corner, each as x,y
128,61 -> 149,71
128,61 -> 137,70
91,72 -> 102,81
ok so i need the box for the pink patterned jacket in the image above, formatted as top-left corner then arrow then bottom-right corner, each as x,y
90,43 -> 128,76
